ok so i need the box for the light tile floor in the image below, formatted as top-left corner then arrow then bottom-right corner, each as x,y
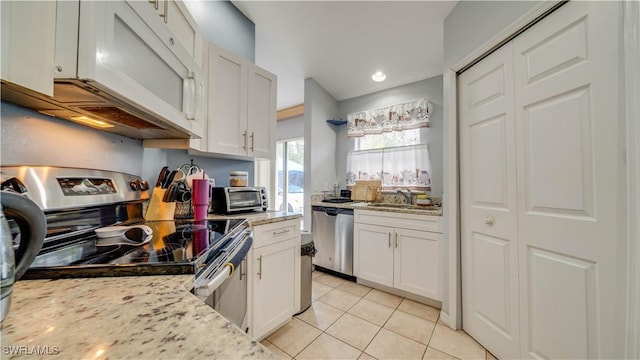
261,270 -> 494,360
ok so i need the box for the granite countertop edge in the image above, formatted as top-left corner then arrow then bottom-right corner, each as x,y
0,275 -> 277,359
311,201 -> 443,216
207,210 -> 302,226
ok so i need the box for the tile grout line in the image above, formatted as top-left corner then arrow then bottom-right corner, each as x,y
306,272 -> 478,360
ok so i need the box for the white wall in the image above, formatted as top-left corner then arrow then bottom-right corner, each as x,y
336,76 -> 444,195
303,78 -> 338,230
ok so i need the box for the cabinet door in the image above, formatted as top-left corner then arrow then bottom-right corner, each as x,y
394,228 -> 442,300
207,44 -> 248,156
73,1 -> 204,137
247,64 -> 276,159
353,223 -> 393,287
252,240 -> 298,340
1,0 -> 56,96
163,1 -> 202,66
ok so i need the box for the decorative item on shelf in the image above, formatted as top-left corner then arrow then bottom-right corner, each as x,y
230,171 -> 248,187
174,160 -> 207,219
326,118 -> 347,126
416,194 -> 432,206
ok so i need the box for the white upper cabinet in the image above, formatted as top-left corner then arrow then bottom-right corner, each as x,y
147,0 -> 203,67
1,1 -> 56,96
247,65 -> 277,159
206,43 -> 276,159
2,0 -> 205,139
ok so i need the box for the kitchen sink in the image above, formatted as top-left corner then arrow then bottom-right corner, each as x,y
366,203 -> 441,211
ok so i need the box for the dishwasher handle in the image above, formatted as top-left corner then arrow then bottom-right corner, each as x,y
324,208 -> 339,216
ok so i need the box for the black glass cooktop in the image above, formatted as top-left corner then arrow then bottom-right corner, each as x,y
23,219 -> 245,279
322,197 -> 354,204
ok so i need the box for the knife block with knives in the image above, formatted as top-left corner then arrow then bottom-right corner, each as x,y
145,187 -> 176,221
145,165 -> 176,221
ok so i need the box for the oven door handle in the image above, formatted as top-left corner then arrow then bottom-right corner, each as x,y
194,237 -> 253,297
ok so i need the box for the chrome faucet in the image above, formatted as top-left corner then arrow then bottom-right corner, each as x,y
395,189 -> 412,204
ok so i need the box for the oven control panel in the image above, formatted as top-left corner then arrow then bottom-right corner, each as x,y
57,178 -> 117,196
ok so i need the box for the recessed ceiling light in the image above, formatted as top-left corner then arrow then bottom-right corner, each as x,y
371,71 -> 386,82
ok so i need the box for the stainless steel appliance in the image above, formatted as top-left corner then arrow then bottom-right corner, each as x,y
210,187 -> 268,214
311,206 -> 354,276
0,166 -> 252,329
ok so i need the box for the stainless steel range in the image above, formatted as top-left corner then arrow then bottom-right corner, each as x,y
0,166 -> 252,329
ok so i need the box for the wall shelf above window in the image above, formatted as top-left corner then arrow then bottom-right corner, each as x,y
326,119 -> 347,126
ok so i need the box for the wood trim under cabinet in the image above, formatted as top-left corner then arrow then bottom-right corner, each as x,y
277,104 -> 304,121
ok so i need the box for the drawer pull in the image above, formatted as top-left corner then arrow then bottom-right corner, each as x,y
273,229 -> 291,236
395,233 -> 398,248
388,233 -> 391,248
257,256 -> 262,279
484,216 -> 495,226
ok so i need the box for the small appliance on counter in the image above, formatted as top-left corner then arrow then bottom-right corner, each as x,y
210,187 -> 268,214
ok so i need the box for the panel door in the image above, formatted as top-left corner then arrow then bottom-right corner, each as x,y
459,42 -> 520,359
207,44 -> 248,157
394,228 -> 442,300
164,0 -> 202,66
252,240 -> 297,340
512,2 -> 624,358
247,64 -> 276,159
353,223 -> 394,287
1,0 -> 56,96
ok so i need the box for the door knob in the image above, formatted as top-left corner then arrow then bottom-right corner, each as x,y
484,216 -> 495,226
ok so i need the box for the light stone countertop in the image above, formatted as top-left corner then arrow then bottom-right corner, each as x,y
0,275 -> 277,360
311,201 -> 443,216
208,210 -> 302,226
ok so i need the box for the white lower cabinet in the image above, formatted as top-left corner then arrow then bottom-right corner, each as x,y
354,210 -> 442,301
248,219 -> 300,340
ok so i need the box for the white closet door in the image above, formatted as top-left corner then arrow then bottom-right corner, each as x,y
459,43 -> 520,359
513,1 -> 623,358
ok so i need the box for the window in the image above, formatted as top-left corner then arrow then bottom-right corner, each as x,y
354,128 -> 421,151
275,138 -> 305,217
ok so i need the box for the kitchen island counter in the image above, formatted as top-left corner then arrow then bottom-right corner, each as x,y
0,275 -> 276,359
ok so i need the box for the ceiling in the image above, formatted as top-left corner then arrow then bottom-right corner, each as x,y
232,1 -> 457,110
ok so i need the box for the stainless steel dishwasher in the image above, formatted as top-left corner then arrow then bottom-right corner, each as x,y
311,206 -> 354,275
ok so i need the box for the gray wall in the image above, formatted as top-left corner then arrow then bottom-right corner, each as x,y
184,0 -> 255,62
444,1 -> 539,67
276,114 -> 304,141
1,102 -> 254,187
336,76 -> 444,195
1,102 -> 144,174
303,78 -> 338,230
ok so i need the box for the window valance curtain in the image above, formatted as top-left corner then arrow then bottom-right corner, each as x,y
347,98 -> 431,138
346,144 -> 431,190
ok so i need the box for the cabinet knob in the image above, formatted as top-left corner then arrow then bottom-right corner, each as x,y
484,216 -> 495,226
